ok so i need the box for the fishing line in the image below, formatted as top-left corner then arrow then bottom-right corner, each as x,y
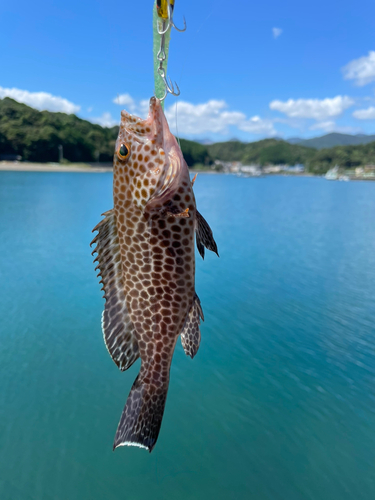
175,99 -> 181,149
174,53 -> 187,149
196,0 -> 225,34
173,17 -> 188,149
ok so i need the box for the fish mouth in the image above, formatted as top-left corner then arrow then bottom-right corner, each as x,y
120,97 -> 185,207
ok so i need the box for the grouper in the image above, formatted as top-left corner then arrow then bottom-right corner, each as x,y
91,97 -> 218,452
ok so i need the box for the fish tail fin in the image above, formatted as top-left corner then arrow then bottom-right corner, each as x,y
113,371 -> 169,453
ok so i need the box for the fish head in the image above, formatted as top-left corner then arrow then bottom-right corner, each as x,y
114,97 -> 188,211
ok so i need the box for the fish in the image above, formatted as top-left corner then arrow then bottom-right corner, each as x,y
91,96 -> 218,452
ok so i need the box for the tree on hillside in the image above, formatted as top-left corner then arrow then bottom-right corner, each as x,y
1,97 -> 375,171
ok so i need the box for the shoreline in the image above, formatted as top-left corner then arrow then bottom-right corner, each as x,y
0,162 -> 314,175
0,161 -> 111,173
1,162 -> 374,181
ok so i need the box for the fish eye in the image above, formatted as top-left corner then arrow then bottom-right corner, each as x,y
117,143 -> 130,161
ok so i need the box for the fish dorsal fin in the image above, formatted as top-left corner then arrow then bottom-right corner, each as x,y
91,209 -> 139,371
180,293 -> 204,359
195,210 -> 219,260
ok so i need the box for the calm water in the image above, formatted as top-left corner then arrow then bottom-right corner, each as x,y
0,172 -> 375,500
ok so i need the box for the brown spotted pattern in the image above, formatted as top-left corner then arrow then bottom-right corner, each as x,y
93,97 -> 206,452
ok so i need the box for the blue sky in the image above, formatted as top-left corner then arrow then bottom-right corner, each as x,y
1,0 -> 375,142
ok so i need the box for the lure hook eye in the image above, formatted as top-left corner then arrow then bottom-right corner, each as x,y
117,143 -> 131,161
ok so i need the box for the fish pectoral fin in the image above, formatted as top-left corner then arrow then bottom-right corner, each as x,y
91,209 -> 139,371
195,210 -> 219,260
166,207 -> 190,218
180,293 -> 204,359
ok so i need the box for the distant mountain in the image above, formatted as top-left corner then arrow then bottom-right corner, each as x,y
195,138 -> 214,145
287,133 -> 375,150
287,137 -> 304,145
206,139 -> 316,166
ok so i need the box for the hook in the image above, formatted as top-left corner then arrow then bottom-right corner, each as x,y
158,67 -> 180,99
157,1 -> 186,35
157,19 -> 170,35
155,0 -> 185,102
167,3 -> 186,32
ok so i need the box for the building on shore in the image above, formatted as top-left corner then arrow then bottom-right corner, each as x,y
214,160 -> 305,176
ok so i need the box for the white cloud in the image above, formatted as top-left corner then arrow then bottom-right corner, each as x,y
238,115 -> 277,135
111,95 -> 276,136
309,120 -> 362,134
91,112 -> 118,127
113,93 -> 136,111
342,51 -> 375,86
165,100 -> 277,136
272,28 -> 282,39
165,100 -> 242,134
310,121 -> 336,132
0,86 -> 80,113
352,106 -> 375,119
270,96 -> 354,120
139,99 -> 150,117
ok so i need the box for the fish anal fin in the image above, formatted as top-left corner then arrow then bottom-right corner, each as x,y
180,293 -> 204,359
195,210 -> 219,259
91,209 -> 139,371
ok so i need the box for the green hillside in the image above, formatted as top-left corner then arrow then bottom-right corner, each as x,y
1,97 -> 375,173
308,142 -> 375,174
178,138 -> 212,167
0,97 -> 213,166
209,139 -> 375,173
207,139 -> 316,166
0,97 -> 117,162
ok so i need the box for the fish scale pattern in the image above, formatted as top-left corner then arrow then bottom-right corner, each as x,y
112,100 -> 197,377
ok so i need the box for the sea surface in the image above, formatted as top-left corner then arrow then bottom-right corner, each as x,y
0,172 -> 374,500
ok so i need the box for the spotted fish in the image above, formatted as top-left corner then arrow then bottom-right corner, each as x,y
91,97 -> 218,452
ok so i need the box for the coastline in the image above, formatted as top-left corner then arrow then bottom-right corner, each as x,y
1,162 -> 374,181
0,162 -> 312,175
0,161 -> 111,173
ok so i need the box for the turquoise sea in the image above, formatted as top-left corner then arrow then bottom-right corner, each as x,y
0,171 -> 375,500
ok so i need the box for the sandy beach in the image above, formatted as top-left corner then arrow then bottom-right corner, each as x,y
0,161 -> 112,173
0,161 -> 216,175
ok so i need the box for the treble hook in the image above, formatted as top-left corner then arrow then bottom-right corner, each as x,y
158,67 -> 180,98
157,1 -> 186,35
167,3 -> 186,32
155,0 -> 185,102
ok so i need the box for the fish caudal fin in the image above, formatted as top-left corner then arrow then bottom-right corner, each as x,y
113,374 -> 169,452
